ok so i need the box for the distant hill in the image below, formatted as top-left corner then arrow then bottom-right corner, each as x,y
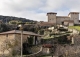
0,15 -> 35,23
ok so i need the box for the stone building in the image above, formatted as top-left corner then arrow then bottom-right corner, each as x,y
0,30 -> 42,55
47,12 -> 79,26
63,20 -> 74,26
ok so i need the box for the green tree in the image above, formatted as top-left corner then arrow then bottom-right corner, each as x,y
9,20 -> 21,25
28,36 -> 33,45
0,23 -> 10,32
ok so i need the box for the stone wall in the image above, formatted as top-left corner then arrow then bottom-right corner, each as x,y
15,34 -> 28,43
56,17 -> 70,25
0,34 -> 15,55
69,13 -> 79,24
47,14 -> 57,23
0,34 -> 28,55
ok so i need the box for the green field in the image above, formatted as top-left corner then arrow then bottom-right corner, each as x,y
69,26 -> 80,31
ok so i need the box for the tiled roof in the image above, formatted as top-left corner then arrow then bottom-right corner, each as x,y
69,12 -> 79,15
0,30 -> 42,36
47,12 -> 57,14
38,22 -> 54,26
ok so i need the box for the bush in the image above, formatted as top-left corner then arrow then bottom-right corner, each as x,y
28,36 -> 33,45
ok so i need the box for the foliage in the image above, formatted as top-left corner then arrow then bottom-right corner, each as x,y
9,20 -> 21,25
24,25 -> 42,34
69,26 -> 80,31
57,35 -> 71,44
0,15 -> 35,23
38,29 -> 44,35
27,36 -> 33,45
58,27 -> 68,31
0,23 -> 10,32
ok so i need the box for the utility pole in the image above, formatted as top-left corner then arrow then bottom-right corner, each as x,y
18,22 -> 25,57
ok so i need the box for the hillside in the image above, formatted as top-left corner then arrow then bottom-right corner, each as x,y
0,15 -> 35,23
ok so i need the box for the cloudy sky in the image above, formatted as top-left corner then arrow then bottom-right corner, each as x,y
0,0 -> 80,21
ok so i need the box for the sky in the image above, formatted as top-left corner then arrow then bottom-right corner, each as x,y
0,0 -> 80,21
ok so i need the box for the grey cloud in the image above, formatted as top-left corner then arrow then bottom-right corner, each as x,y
0,0 -> 80,21
40,0 -> 66,12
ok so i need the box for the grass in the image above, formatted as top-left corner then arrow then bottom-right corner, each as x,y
69,26 -> 80,31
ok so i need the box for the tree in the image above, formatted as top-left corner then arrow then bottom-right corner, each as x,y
0,23 -> 10,32
38,29 -> 44,35
27,36 -> 33,45
9,20 -> 21,25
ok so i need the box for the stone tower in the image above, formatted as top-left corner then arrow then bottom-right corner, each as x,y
68,12 -> 79,24
47,12 -> 57,24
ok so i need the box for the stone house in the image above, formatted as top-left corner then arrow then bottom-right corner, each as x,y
0,30 -> 42,55
63,20 -> 74,26
47,12 -> 79,25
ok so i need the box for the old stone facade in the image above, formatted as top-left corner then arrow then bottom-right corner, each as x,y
63,20 -> 74,26
0,30 -> 41,55
47,12 -> 79,25
0,34 -> 28,55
